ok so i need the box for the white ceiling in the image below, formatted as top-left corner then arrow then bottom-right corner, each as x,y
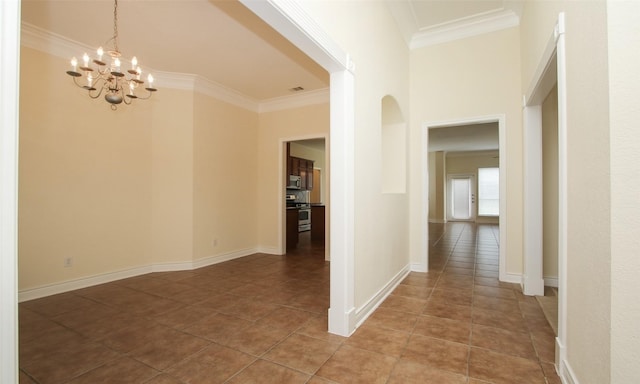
21,0 -> 521,103
21,0 -> 329,101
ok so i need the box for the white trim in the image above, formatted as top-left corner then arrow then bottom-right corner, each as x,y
327,69 -> 356,336
544,277 -> 559,288
501,272 -> 523,285
240,0 -> 353,73
419,125 -> 430,272
558,346 -> 580,384
355,265 -> 411,329
523,12 -> 568,375
259,88 -> 329,113
240,0 -> 355,337
20,22 -> 327,114
410,9 -> 519,49
256,246 -> 281,255
422,115 -> 507,285
523,104 -> 545,296
556,14 -> 569,372
0,1 -> 20,382
411,263 -> 428,273
18,248 -> 259,302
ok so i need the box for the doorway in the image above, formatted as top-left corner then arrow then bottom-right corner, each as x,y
284,138 -> 328,258
423,118 -> 506,279
448,174 -> 475,221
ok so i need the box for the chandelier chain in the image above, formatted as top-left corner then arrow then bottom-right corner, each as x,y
113,0 -> 119,52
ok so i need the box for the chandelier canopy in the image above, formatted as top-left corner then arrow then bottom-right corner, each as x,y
65,0 -> 157,110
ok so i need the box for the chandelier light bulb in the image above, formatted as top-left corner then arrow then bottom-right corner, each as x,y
136,66 -> 142,80
82,53 -> 89,68
131,56 -> 137,69
97,47 -> 104,61
70,57 -> 77,71
147,74 -> 154,88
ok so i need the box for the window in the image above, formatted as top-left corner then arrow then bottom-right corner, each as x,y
478,167 -> 499,216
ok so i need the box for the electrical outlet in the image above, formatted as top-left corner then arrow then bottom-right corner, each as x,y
63,257 -> 73,268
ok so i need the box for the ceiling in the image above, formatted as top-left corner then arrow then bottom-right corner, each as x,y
21,0 -> 329,102
21,0 -> 521,103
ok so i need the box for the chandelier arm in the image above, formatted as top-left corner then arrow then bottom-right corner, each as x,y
71,76 -> 86,89
87,86 -> 104,99
135,89 -> 154,100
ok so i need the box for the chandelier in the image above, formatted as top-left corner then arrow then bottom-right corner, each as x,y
65,0 -> 157,110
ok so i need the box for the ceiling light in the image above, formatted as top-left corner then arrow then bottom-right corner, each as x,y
65,0 -> 157,110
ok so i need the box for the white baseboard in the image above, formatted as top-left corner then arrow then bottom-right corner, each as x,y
354,264 -> 411,329
556,337 -> 579,384
544,276 -> 559,288
255,246 -> 281,255
18,248 -> 258,302
523,275 -> 545,296
411,262 -> 428,273
559,357 -> 579,384
499,271 -> 522,285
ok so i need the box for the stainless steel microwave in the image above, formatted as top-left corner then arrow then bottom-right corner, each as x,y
287,175 -> 301,189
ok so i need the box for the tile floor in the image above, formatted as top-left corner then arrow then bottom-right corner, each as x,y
19,223 -> 561,383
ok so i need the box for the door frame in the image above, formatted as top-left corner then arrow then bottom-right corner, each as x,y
447,173 -> 476,222
522,12 -> 567,376
421,115 -> 507,279
242,0 -> 356,337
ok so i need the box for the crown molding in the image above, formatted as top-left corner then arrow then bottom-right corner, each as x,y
410,9 -> 519,49
259,87 -> 329,113
20,22 -> 325,113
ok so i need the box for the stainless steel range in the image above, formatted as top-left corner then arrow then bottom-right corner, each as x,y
286,190 -> 311,232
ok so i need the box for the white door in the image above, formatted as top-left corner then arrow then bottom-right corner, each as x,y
448,175 -> 475,221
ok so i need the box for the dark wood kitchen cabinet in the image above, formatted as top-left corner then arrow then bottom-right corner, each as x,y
286,208 -> 299,251
311,205 -> 325,242
286,152 -> 314,191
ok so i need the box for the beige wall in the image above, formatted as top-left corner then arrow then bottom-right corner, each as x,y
521,1 -> 612,382
19,46 -> 261,292
150,88 -> 195,265
257,104 -> 329,252
608,1 -> 640,382
192,93 -> 259,261
19,47 -> 154,289
542,85 -> 559,281
409,28 -> 523,274
428,151 -> 446,222
297,1 -> 411,307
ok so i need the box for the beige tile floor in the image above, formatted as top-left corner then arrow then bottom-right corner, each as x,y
19,223 -> 561,383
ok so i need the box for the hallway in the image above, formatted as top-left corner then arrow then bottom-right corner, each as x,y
19,223 -> 560,383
